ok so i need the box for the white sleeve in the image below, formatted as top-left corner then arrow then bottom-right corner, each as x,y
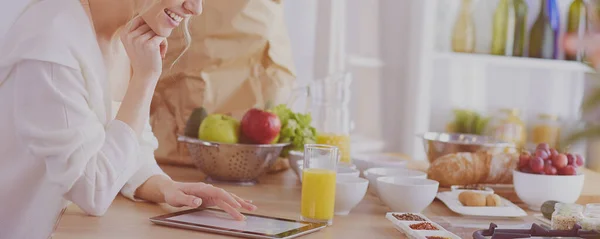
120,120 -> 170,201
12,60 -> 141,216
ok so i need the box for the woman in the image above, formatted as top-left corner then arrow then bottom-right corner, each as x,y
0,0 -> 255,238
151,0 -> 296,166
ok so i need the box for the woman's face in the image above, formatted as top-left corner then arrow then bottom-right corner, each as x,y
141,0 -> 203,37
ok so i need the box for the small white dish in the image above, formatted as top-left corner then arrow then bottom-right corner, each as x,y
385,212 -> 461,239
353,153 -> 407,175
363,168 -> 427,196
377,177 -> 439,213
436,191 -> 527,218
337,166 -> 360,178
335,177 -> 369,215
450,185 -> 495,195
513,169 -> 584,211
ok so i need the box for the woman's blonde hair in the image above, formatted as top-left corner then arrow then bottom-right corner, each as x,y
121,0 -> 192,67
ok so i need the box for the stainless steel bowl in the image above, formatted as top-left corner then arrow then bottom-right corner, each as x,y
421,132 -> 515,163
178,136 -> 289,185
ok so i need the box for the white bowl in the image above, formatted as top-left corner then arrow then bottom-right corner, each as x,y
376,177 -> 439,213
335,177 -> 369,215
513,169 -> 585,211
337,166 -> 360,178
353,153 -> 408,175
363,167 -> 427,196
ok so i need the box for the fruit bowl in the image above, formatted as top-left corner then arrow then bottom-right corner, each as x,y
421,132 -> 515,163
513,143 -> 587,210
513,169 -> 584,211
178,136 -> 289,185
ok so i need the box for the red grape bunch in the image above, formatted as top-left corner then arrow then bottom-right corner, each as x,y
518,143 -> 584,176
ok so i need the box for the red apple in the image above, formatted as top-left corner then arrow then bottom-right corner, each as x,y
240,108 -> 282,144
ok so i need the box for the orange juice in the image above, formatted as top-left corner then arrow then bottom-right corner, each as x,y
316,133 -> 351,164
301,168 -> 336,221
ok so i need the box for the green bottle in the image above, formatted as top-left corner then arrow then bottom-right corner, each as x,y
566,0 -> 587,61
491,0 -> 528,56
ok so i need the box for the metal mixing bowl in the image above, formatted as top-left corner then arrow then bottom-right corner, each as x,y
421,132 -> 515,163
178,136 -> 289,185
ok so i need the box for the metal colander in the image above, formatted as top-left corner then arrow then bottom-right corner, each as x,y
178,136 -> 289,185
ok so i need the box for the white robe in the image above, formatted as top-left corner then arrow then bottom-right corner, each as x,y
0,0 -> 167,238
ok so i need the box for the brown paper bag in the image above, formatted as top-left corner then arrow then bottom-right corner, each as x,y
151,0 -> 296,166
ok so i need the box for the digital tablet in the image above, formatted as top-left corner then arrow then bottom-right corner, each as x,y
150,208 -> 327,239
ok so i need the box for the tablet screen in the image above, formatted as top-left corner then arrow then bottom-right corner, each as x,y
166,210 -> 309,235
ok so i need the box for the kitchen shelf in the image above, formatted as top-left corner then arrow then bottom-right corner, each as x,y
435,52 -> 595,73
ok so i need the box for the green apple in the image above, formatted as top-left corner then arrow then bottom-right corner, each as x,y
198,114 -> 240,144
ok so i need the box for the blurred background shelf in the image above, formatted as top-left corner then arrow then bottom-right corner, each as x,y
435,52 -> 595,73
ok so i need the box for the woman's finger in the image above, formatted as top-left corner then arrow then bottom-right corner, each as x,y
216,200 -> 246,221
130,24 -> 152,39
149,35 -> 167,48
168,191 -> 203,208
160,39 -> 168,59
230,193 -> 257,211
189,184 -> 241,209
214,188 -> 242,209
137,29 -> 156,43
127,16 -> 146,33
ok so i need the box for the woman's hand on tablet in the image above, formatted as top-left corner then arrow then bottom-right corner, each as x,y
162,181 -> 257,220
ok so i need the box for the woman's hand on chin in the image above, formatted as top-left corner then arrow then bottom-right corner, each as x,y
160,180 -> 257,221
120,16 -> 166,79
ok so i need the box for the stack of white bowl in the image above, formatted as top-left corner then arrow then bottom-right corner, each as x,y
355,154 -> 439,213
289,152 -> 440,215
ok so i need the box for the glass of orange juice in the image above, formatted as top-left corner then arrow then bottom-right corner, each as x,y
301,144 -> 339,225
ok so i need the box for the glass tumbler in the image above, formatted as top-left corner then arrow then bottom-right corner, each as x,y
300,144 -> 339,225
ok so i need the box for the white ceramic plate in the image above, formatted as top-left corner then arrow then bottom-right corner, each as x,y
436,191 -> 527,218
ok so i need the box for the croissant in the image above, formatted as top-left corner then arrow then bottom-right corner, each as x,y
427,151 -> 518,187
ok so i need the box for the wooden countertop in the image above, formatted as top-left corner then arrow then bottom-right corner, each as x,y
52,162 -> 600,239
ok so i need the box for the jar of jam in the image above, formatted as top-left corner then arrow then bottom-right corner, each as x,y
530,114 -> 561,149
551,203 -> 584,230
488,108 -> 526,149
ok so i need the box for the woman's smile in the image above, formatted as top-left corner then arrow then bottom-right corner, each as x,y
164,8 -> 184,27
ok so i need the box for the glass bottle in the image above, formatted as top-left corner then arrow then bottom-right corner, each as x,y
529,0 -> 560,59
551,203 -> 584,230
452,0 -> 476,53
311,73 -> 352,165
566,0 -> 588,61
488,108 -> 527,149
581,203 -> 600,231
491,0 -> 528,56
530,114 -> 561,149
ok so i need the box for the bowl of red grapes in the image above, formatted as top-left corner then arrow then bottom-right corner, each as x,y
513,143 -> 585,210
517,143 -> 584,176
